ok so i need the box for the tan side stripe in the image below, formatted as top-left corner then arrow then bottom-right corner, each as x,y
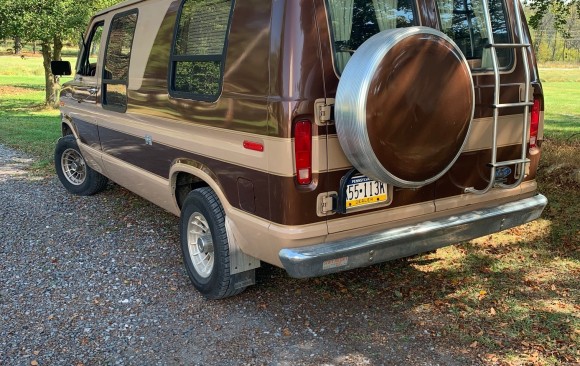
462,114 -> 526,152
94,108 -> 330,177
75,105 -> 528,178
325,113 -> 529,172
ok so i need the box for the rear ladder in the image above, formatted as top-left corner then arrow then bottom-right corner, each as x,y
465,0 -> 532,194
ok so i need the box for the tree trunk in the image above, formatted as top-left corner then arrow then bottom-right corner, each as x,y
40,37 -> 65,107
43,37 -> 65,108
551,33 -> 558,60
41,41 -> 58,108
53,36 -> 63,61
13,36 -> 22,54
533,29 -> 543,55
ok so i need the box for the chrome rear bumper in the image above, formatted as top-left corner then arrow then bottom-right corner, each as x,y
279,194 -> 547,278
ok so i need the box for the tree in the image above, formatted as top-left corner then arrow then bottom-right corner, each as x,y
525,0 -> 580,62
527,0 -> 580,36
0,0 -> 120,107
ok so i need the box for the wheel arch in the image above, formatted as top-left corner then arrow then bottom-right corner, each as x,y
60,114 -> 78,138
169,159 -> 230,214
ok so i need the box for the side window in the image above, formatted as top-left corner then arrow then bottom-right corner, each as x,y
77,22 -> 104,77
327,0 -> 417,74
102,10 -> 138,112
436,0 -> 512,70
170,0 -> 233,101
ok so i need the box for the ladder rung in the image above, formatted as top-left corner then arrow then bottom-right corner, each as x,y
485,43 -> 531,49
487,159 -> 530,168
492,102 -> 534,109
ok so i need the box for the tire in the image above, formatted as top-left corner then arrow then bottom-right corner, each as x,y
335,26 -> 474,188
180,187 -> 248,299
54,135 -> 108,196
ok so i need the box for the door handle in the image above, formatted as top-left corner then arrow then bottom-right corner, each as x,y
88,88 -> 98,96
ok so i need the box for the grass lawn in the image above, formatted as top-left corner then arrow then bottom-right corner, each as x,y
0,54 -> 578,365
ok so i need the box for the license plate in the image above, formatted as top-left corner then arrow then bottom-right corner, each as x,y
345,175 -> 388,209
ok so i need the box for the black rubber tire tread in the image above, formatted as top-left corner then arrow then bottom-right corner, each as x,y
180,187 -> 247,299
54,135 -> 108,196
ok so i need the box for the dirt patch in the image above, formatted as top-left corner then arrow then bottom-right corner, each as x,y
0,85 -> 37,96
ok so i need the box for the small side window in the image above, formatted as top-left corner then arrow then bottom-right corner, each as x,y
77,22 -> 104,77
170,0 -> 233,101
102,10 -> 138,112
436,0 -> 512,70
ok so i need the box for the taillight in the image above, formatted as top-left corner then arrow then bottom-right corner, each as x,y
294,120 -> 312,185
529,98 -> 541,149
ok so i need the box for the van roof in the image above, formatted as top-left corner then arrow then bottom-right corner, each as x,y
94,0 -> 147,16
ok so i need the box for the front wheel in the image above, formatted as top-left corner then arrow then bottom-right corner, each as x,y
180,187 -> 250,299
54,135 -> 108,196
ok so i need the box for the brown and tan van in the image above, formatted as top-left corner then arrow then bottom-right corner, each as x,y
51,0 -> 547,299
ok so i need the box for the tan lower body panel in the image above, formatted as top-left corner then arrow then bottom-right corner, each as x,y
225,181 -> 538,267
79,142 -> 180,215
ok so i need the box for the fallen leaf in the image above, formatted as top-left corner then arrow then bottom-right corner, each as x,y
33,351 -> 40,356
434,300 -> 446,307
551,284 -> 557,291
31,361 -> 39,366
478,290 -> 487,301
470,341 -> 478,348
490,307 -> 497,316
282,328 -> 291,337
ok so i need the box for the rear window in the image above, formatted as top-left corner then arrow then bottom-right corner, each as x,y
436,0 -> 512,70
326,0 -> 417,74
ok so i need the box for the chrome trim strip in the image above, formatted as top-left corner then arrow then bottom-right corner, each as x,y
279,194 -> 547,278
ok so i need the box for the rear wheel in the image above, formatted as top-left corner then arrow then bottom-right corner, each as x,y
54,135 -> 108,196
180,187 -> 249,299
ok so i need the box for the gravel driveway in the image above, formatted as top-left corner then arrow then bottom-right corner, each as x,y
0,144 -> 483,365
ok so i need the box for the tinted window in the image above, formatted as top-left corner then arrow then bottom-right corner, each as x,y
327,0 -> 416,73
170,0 -> 232,101
77,22 -> 104,76
102,11 -> 138,112
436,0 -> 512,70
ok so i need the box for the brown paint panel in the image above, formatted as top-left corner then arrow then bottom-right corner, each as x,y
365,33 -> 473,183
73,118 -> 101,150
473,84 -> 525,119
267,0 -> 326,138
98,126 -> 271,220
435,144 -> 525,198
222,0 -> 271,97
269,169 -> 436,226
237,178 -> 256,213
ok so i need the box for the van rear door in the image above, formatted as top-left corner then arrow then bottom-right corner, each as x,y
317,0 -> 441,234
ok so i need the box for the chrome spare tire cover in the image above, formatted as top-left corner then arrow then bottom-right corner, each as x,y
335,26 -> 475,188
